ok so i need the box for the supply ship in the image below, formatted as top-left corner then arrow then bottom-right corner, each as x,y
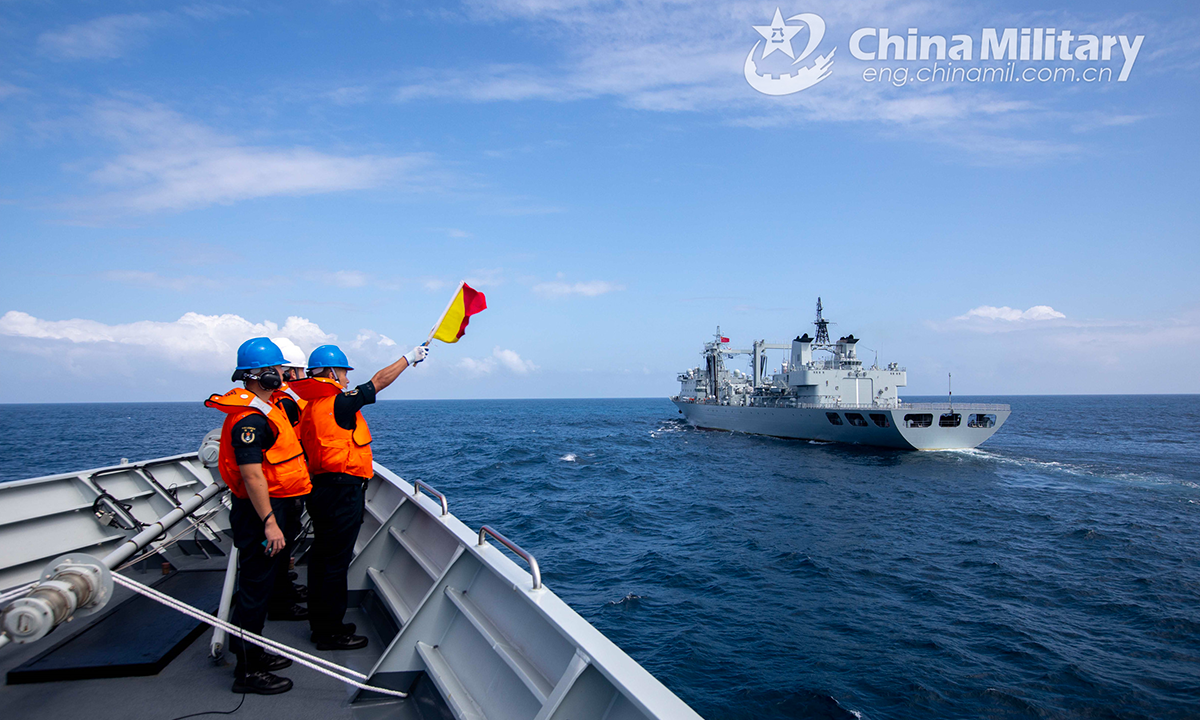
0,435 -> 703,719
672,299 -> 1010,450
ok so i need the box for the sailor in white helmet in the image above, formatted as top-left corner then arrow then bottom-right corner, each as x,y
263,338 -> 312,622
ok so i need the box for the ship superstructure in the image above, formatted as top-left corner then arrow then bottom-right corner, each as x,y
672,299 -> 1010,450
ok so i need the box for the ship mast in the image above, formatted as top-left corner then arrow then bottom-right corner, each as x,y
813,297 -> 831,346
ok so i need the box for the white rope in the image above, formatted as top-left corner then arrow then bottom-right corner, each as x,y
111,573 -> 407,698
0,583 -> 36,605
113,573 -> 365,679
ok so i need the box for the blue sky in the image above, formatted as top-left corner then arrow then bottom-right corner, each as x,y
1,0 -> 1198,402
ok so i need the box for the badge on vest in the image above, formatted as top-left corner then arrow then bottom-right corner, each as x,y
240,427 -> 256,444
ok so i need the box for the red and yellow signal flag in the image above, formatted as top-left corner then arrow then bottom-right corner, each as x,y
429,282 -> 488,343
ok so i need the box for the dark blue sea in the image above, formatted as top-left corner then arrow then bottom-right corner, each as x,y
2,396 -> 1198,720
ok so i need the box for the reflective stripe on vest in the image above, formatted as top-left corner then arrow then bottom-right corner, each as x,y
297,378 -> 373,479
270,387 -> 307,426
276,385 -> 308,412
205,388 -> 312,499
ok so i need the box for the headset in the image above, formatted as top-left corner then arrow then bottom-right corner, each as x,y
244,368 -> 283,390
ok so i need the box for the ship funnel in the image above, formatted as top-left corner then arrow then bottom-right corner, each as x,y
792,334 -> 812,367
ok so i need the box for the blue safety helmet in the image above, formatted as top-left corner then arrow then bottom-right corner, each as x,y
307,344 -> 354,371
232,337 -> 287,381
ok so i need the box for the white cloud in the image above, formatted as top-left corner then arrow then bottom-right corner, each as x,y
326,270 -> 370,288
102,270 -> 223,292
384,0 -> 1168,160
464,268 -> 505,288
83,101 -> 431,213
38,13 -> 162,60
37,7 -> 247,61
350,330 -> 398,355
955,305 -> 1067,322
532,279 -> 623,297
493,347 -> 537,373
456,347 -> 538,375
0,310 -> 336,370
0,82 -> 26,100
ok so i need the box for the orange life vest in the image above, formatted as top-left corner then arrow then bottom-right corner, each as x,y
293,377 -> 374,479
205,388 -> 312,499
271,386 -> 308,424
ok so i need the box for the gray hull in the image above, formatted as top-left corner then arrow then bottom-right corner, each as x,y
673,401 -> 1010,450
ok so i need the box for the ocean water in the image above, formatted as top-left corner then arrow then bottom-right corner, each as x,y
1,395 -> 1198,719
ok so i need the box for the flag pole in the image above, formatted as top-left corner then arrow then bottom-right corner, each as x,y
426,280 -> 466,345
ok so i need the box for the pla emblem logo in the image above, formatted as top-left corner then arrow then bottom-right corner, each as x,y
240,427 -> 256,444
744,8 -> 836,95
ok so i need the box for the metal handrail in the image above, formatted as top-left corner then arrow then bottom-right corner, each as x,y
477,525 -> 541,590
412,479 -> 448,516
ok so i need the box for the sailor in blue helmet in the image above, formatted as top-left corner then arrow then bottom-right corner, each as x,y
204,337 -> 312,695
289,341 -> 427,650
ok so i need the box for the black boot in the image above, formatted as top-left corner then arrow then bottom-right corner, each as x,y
311,632 -> 368,651
291,583 -> 308,603
261,652 -> 293,672
232,670 -> 293,695
267,603 -> 310,621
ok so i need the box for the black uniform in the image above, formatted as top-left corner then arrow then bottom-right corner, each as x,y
226,415 -> 305,674
268,393 -> 307,610
306,381 -> 376,638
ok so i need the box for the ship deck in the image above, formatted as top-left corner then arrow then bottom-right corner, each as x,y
0,561 -> 440,720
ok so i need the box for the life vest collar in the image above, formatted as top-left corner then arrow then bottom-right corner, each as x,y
205,388 -> 275,416
288,376 -> 345,401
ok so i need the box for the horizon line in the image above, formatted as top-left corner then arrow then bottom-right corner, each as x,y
0,392 -> 1197,407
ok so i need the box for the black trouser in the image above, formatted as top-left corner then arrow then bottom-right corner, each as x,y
306,476 -> 366,636
229,494 -> 305,673
268,496 -> 306,607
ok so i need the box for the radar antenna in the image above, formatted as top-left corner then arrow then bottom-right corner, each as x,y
813,297 -> 831,346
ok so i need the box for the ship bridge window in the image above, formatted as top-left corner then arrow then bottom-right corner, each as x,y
939,413 -> 961,428
826,412 -> 844,425
904,413 -> 933,428
968,413 -> 996,428
870,413 -> 890,428
845,413 -> 868,427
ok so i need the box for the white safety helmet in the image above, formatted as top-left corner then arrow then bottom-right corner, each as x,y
271,337 -> 307,369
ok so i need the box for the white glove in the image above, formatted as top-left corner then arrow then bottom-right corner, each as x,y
404,344 -> 429,366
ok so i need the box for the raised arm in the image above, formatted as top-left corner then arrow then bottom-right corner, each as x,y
370,344 -> 428,394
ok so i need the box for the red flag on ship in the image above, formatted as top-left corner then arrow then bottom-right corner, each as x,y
720,336 -> 730,343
